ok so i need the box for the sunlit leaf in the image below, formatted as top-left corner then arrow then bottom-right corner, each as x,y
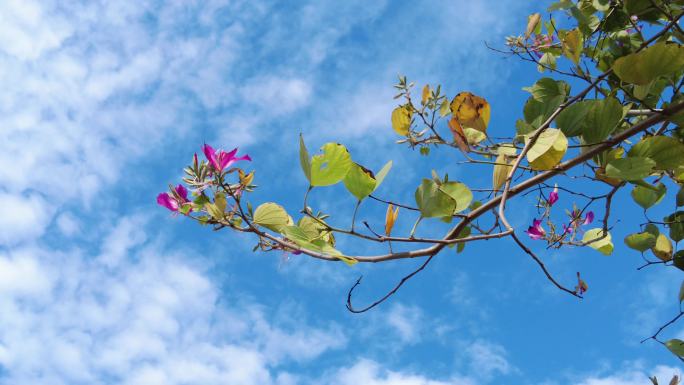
310,143 -> 353,186
560,28 -> 583,65
415,179 -> 456,218
450,92 -> 491,133
624,231 -> 656,252
523,78 -> 570,104
493,153 -> 512,192
298,216 -> 335,245
343,163 -> 377,201
253,202 -> 292,232
299,134 -> 312,183
526,13 -> 542,38
281,225 -> 356,265
628,136 -> 684,170
583,228 -> 614,255
391,105 -> 412,135
652,233 -> 673,261
439,181 -> 473,213
463,127 -> 487,144
665,339 -> 684,358
605,157 -> 655,181
526,128 -> 568,170
613,42 -> 684,85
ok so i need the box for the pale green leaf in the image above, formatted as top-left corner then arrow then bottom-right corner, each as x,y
624,232 -> 656,252
253,202 -> 292,232
439,181 -> 473,213
631,182 -> 666,209
628,136 -> 684,170
605,157 -> 655,181
310,143 -> 353,186
526,128 -> 568,170
415,179 -> 456,218
583,228 -> 614,255
613,42 -> 684,85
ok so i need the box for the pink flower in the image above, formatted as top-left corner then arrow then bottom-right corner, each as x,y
547,185 -> 559,206
202,144 -> 251,172
583,211 -> 594,225
157,184 -> 191,213
525,219 -> 546,240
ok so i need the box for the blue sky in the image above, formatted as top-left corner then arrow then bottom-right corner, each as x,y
0,0 -> 681,384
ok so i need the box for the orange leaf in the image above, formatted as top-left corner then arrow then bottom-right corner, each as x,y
449,92 -> 491,133
448,117 -> 470,153
385,204 -> 399,236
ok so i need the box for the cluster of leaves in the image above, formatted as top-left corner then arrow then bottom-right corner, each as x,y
160,0 -> 684,362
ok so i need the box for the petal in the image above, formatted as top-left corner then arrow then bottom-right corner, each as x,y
157,193 -> 178,211
175,184 -> 188,201
584,211 -> 594,225
202,144 -> 219,170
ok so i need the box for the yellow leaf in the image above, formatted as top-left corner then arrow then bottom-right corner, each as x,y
421,85 -> 430,105
525,128 -> 568,170
492,153 -> 512,191
391,105 -> 412,136
239,169 -> 255,186
561,29 -> 583,65
526,13 -> 541,39
653,233 -> 673,261
385,204 -> 399,236
449,92 -> 491,133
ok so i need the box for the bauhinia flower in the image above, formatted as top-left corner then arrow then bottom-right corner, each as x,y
547,184 -> 559,206
583,211 -> 594,225
525,218 -> 546,240
202,144 -> 251,172
157,184 -> 191,213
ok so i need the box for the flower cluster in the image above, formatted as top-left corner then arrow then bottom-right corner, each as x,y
157,144 -> 251,214
524,185 -> 594,242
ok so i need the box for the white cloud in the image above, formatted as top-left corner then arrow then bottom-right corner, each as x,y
465,340 -> 515,380
386,303 -> 425,345
0,193 -> 52,246
0,216 -> 346,385
571,364 -> 680,385
330,359 -> 474,385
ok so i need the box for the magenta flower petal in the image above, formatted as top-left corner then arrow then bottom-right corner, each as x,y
525,219 -> 546,240
157,193 -> 179,211
175,184 -> 189,201
584,211 -> 594,225
547,185 -> 559,206
202,144 -> 219,170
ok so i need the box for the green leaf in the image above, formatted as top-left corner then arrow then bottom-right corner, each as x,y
631,182 -> 666,209
583,228 -> 614,255
298,216 -> 334,245
343,160 -> 392,201
526,128 -> 568,170
624,232 -> 656,252
523,96 -> 561,125
665,211 -> 684,242
253,202 -> 292,232
674,250 -> 684,272
592,0 -> 610,11
439,181 -> 473,214
415,179 -> 456,218
310,143 -> 353,186
605,157 -> 655,181
677,185 -> 684,207
299,135 -> 312,183
644,223 -> 660,237
457,226 -> 471,253
523,78 -> 570,104
583,97 -> 623,144
343,163 -> 377,201
679,280 -> 684,303
281,225 -> 355,265
560,28 -> 583,65
215,193 -> 227,213
463,127 -> 487,144
555,100 -> 590,137
652,233 -> 673,261
374,160 -> 393,188
665,339 -> 684,358
613,42 -> 684,85
391,105 -> 412,135
628,136 -> 684,170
